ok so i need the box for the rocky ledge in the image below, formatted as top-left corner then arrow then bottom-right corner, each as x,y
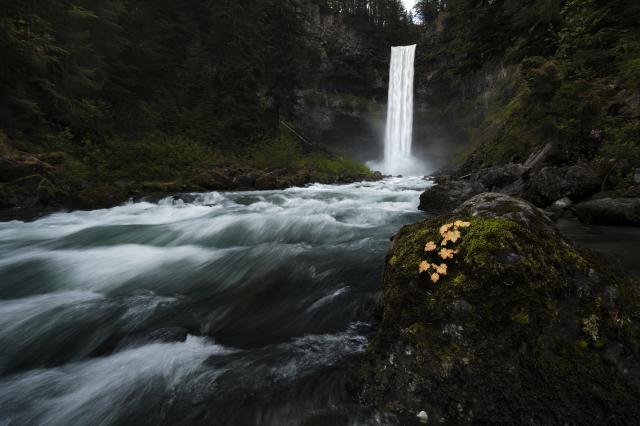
419,160 -> 640,227
354,192 -> 640,424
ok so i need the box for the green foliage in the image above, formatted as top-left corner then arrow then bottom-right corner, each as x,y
416,0 -> 640,172
251,133 -> 303,170
250,130 -> 372,175
101,135 -> 221,182
0,0 -> 322,149
0,0 -> 387,197
301,155 -> 371,175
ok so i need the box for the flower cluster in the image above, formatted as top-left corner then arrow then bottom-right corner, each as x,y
419,220 -> 471,283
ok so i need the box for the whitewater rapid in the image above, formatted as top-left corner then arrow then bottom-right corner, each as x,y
0,177 -> 429,425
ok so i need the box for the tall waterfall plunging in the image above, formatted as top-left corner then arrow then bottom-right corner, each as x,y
385,44 -> 415,168
371,44 -> 424,176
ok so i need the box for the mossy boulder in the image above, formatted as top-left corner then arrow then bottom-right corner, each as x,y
355,193 -> 640,424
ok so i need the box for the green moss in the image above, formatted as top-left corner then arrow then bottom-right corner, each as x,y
460,217 -> 517,270
512,311 -> 530,325
358,207 -> 640,422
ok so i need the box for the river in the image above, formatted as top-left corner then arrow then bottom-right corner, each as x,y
0,177 -> 428,425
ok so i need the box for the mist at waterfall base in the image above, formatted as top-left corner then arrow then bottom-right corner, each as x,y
369,44 -> 427,176
0,177 -> 430,425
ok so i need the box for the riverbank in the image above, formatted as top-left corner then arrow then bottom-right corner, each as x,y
0,132 -> 382,221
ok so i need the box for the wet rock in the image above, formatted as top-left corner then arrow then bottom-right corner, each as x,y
527,163 -> 603,206
233,173 -> 258,189
0,154 -> 53,182
545,197 -> 574,220
634,168 -> 640,185
355,194 -> 640,424
418,176 -> 485,214
196,169 -> 234,190
471,163 -> 527,190
0,175 -> 60,208
574,198 -> 640,226
453,192 -> 552,229
75,184 -> 130,209
254,172 -> 279,190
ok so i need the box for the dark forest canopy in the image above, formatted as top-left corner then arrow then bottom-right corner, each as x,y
0,0 -> 416,212
0,0 -> 638,211
0,0 -> 413,150
412,0 -> 640,179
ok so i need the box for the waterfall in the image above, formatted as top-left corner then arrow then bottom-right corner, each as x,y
374,44 -> 423,176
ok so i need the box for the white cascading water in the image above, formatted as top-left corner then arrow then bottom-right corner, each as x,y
0,177 -> 432,425
371,44 -> 424,176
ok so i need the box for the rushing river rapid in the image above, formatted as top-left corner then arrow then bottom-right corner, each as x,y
0,177 -> 428,426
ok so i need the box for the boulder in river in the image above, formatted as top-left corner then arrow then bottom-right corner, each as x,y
418,176 -> 485,214
355,193 -> 640,424
574,197 -> 640,226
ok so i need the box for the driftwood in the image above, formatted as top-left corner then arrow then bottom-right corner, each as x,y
524,143 -> 552,169
279,120 -> 337,159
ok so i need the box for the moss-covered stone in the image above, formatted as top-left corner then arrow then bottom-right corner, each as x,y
355,193 -> 640,424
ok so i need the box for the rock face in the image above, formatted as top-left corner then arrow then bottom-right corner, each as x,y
291,3 -> 386,159
574,198 -> 640,226
355,193 -> 640,424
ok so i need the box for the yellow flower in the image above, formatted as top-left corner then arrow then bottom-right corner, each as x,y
424,241 -> 437,252
418,261 -> 431,273
439,248 -> 458,260
435,263 -> 448,275
446,229 -> 461,243
454,220 -> 471,228
431,272 -> 440,283
439,223 -> 453,237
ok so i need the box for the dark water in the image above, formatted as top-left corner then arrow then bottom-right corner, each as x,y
0,177 -> 428,426
557,219 -> 640,277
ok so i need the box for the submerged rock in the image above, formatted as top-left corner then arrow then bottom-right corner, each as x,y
355,194 -> 640,424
